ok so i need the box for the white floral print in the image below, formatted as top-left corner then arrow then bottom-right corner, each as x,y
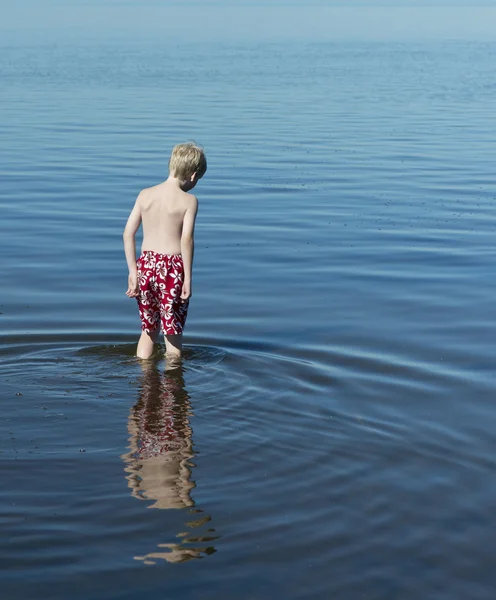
136,251 -> 188,335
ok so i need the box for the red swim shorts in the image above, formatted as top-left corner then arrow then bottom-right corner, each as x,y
136,251 -> 189,335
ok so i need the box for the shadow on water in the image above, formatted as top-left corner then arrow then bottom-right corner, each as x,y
121,360 -> 219,564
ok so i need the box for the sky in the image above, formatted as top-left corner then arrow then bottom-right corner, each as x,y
1,0 -> 496,43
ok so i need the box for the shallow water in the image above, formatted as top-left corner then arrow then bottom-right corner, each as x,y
1,39 -> 496,599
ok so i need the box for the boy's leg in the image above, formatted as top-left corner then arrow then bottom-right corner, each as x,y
137,328 -> 160,359
165,334 -> 183,367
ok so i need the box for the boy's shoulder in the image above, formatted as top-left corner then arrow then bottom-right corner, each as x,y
135,183 -> 166,208
184,191 -> 198,204
138,183 -> 162,197
175,188 -> 198,210
183,193 -> 198,216
135,185 -> 153,204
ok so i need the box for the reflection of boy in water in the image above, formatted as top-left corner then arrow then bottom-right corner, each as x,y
124,364 -> 195,509
122,364 -> 217,564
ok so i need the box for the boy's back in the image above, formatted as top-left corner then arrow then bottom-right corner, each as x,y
139,181 -> 196,256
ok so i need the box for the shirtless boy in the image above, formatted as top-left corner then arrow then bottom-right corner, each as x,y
123,142 -> 207,361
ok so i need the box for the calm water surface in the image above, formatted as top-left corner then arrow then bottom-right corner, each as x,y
1,40 -> 496,599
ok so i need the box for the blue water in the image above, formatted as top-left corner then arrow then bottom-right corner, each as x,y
1,37 -> 496,600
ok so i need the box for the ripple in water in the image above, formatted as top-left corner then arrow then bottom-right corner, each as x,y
1,333 -> 496,598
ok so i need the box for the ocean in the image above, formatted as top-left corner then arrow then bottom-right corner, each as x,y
1,33 -> 496,600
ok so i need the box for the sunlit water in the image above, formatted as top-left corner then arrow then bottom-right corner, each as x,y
1,39 -> 496,600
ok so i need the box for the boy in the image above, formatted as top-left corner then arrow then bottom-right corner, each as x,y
123,142 -> 207,361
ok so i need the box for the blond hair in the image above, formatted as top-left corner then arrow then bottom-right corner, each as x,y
168,142 -> 207,180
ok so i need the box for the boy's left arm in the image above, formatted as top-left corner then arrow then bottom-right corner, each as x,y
123,195 -> 142,298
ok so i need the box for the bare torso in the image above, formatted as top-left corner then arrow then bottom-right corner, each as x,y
139,180 -> 193,255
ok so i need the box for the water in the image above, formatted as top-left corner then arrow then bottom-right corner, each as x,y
1,38 -> 496,599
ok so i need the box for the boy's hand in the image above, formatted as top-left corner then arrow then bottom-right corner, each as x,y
126,273 -> 139,298
180,280 -> 191,302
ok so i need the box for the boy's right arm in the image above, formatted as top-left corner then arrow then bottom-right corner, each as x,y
123,193 -> 142,298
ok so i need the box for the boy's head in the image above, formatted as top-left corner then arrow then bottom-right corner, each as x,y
169,142 -> 207,185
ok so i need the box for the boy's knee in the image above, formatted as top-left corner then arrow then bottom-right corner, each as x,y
136,329 -> 160,359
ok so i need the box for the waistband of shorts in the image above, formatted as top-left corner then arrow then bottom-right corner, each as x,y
139,250 -> 182,259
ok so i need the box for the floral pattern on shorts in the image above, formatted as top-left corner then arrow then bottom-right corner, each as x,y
136,251 -> 189,335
